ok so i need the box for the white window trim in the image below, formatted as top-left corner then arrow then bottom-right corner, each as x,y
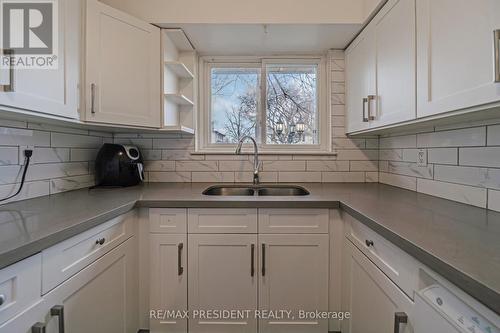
196,55 -> 331,154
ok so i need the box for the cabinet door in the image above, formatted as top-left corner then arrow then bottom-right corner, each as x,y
45,237 -> 139,333
417,0 -> 500,118
345,28 -> 375,133
371,0 -> 416,127
0,0 -> 80,119
258,234 -> 329,333
85,0 -> 161,127
0,298 -> 50,333
149,234 -> 187,332
188,234 -> 258,333
341,240 -> 414,333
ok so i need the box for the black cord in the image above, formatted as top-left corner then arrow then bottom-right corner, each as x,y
0,150 -> 33,203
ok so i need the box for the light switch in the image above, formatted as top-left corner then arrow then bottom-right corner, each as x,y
417,149 -> 427,167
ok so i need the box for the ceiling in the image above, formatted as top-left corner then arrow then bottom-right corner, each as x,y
158,24 -> 362,55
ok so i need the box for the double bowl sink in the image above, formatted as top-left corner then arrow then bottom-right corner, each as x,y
203,185 -> 310,196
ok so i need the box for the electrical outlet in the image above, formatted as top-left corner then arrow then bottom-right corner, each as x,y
417,149 -> 427,167
19,146 -> 35,165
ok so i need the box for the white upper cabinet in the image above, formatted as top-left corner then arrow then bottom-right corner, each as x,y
416,0 -> 500,118
0,0 -> 81,119
345,28 -> 374,133
346,0 -> 416,133
84,0 -> 161,128
371,0 -> 416,127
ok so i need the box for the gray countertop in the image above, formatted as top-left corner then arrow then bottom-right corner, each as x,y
1,182 -> 499,314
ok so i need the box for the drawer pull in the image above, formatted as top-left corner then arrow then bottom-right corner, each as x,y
90,83 -> 96,114
367,95 -> 376,120
178,243 -> 184,276
365,240 -> 374,247
31,323 -> 46,333
51,305 -> 65,333
495,30 -> 500,82
0,49 -> 15,92
0,294 -> 5,306
250,244 -> 255,277
393,312 -> 408,333
95,238 -> 106,246
261,243 -> 266,277
362,97 -> 369,122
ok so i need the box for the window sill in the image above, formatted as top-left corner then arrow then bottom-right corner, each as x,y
192,150 -> 338,156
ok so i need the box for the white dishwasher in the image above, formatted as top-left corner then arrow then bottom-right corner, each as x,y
414,283 -> 500,333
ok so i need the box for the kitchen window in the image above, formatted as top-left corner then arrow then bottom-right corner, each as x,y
197,57 -> 330,153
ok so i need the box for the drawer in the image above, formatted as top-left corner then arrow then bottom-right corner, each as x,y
0,254 -> 42,325
187,208 -> 257,233
344,213 -> 419,298
150,208 -> 187,233
258,209 -> 329,233
41,211 -> 135,294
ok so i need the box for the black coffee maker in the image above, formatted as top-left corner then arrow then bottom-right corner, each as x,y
94,144 -> 144,187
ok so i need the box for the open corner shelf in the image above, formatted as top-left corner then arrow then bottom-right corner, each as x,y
160,125 -> 195,134
164,61 -> 194,79
164,29 -> 195,52
164,93 -> 194,106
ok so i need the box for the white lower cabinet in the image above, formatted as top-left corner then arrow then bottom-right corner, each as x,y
48,237 -> 139,333
148,208 -> 331,333
258,234 -> 329,333
188,234 -> 258,333
341,239 -> 414,333
0,236 -> 139,333
149,234 -> 188,333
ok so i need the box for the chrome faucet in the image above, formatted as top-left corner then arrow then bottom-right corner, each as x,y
235,136 -> 260,185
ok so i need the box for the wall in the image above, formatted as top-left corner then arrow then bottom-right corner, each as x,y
0,119 -> 112,204
379,121 -> 500,212
115,51 -> 380,184
100,0 -> 374,24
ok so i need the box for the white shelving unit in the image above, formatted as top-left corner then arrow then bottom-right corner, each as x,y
161,29 -> 197,134
164,61 -> 194,79
164,93 -> 194,106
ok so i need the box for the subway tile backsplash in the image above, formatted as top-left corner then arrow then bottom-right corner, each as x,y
2,49 -> 500,214
0,121 -> 111,204
379,123 -> 500,212
116,50 -> 378,187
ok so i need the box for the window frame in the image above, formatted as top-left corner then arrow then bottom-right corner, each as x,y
197,55 -> 330,154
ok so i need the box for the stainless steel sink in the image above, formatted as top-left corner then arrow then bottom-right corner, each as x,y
202,185 -> 309,196
202,186 -> 256,196
257,186 -> 309,196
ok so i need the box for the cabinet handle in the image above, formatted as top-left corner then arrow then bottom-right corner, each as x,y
178,243 -> 184,276
31,323 -> 46,333
0,49 -> 15,92
365,240 -> 374,247
50,305 -> 65,333
393,312 -> 408,333
251,244 -> 255,277
261,243 -> 266,277
362,97 -> 369,122
0,294 -> 5,306
495,30 -> 500,83
90,83 -> 96,114
368,95 -> 376,120
95,237 -> 106,246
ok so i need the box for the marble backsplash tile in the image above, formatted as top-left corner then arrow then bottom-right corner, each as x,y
0,122 -> 111,204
